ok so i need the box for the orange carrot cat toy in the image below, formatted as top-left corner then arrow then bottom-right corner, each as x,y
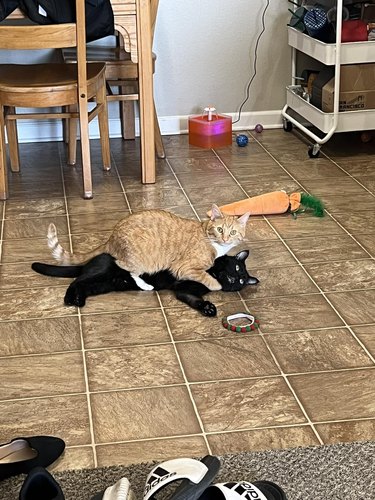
207,191 -> 324,218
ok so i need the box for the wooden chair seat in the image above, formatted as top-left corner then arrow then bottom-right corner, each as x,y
0,63 -> 105,101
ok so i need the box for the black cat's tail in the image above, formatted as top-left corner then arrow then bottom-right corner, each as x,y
31,262 -> 83,278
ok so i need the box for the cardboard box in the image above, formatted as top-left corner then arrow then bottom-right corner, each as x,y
322,64 -> 375,112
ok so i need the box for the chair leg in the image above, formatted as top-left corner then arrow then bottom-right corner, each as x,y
67,104 -> 78,166
6,107 -> 20,172
62,106 -> 70,144
97,76 -> 111,171
0,104 -> 9,200
120,85 -> 136,140
153,100 -> 165,159
77,95 -> 93,199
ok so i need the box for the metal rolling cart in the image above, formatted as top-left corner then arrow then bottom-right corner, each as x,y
282,0 -> 375,157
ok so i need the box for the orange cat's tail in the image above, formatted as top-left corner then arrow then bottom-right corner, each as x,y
47,223 -> 106,265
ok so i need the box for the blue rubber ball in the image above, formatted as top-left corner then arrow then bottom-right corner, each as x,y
236,134 -> 248,147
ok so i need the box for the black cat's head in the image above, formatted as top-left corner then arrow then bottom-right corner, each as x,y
209,250 -> 259,292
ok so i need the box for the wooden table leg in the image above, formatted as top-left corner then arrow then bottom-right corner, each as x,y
136,0 -> 155,184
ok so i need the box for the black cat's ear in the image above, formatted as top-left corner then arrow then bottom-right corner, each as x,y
237,211 -> 250,226
236,250 -> 249,261
247,276 -> 259,285
210,204 -> 223,220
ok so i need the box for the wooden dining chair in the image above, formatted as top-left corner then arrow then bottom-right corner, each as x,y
0,0 -> 111,200
62,0 -> 165,159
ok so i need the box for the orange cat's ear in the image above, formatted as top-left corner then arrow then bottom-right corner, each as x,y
237,211 -> 250,226
210,204 -> 223,220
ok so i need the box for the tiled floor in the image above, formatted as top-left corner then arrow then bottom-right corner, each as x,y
0,129 -> 374,472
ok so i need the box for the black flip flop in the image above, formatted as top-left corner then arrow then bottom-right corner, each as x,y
144,455 -> 221,500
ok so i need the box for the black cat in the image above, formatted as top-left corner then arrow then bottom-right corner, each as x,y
32,250 -> 259,317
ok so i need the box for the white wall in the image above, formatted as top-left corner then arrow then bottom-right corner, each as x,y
0,0 -> 292,140
153,0 -> 291,120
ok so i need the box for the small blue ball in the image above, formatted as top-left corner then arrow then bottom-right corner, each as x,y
236,134 -> 249,147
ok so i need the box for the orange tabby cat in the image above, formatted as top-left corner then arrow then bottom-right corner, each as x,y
47,204 -> 250,291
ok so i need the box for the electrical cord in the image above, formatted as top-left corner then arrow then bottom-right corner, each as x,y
233,0 -> 271,124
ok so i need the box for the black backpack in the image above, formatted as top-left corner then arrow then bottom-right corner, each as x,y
19,0 -> 114,42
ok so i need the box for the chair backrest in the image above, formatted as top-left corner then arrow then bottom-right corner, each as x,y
0,0 -> 87,100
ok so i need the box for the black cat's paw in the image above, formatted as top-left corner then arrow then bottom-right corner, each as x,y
199,301 -> 217,317
64,286 -> 87,307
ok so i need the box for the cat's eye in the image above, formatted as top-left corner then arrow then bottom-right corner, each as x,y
235,265 -> 240,271
230,230 -> 237,235
217,227 -> 223,233
240,279 -> 244,284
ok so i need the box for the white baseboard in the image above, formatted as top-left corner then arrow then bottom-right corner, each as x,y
14,110 -> 283,143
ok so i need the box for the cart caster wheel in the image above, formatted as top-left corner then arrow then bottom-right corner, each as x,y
283,119 -> 293,132
308,145 -> 320,158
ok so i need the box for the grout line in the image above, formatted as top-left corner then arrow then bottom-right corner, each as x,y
57,144 -> 98,467
236,293 -> 325,446
3,366 -> 374,405
165,158 -> 201,221
109,153 -> 133,214
155,292 -> 212,455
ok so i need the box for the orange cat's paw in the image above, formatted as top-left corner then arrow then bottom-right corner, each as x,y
209,280 -> 222,291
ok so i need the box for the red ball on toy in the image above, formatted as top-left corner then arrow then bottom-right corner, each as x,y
255,123 -> 263,133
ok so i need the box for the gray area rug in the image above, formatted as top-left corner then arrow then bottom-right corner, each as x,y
1,441 -> 374,500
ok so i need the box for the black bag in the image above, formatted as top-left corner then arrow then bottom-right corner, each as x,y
19,0 -> 114,42
0,0 -> 20,20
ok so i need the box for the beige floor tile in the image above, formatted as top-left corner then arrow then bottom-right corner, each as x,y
5,198 -> 66,219
285,235 -> 368,264
301,178 -> 368,197
67,194 -> 129,215
0,352 -> 85,400
82,310 -> 170,349
3,215 -> 68,239
326,290 -> 375,325
0,262 -> 70,290
239,179 -> 301,198
354,233 -> 375,256
306,260 -> 375,292
245,241 -> 297,269
1,236 -> 70,264
333,212 -> 375,234
164,300 -> 247,341
71,232 -> 111,252
50,446 -> 95,472
231,164 -> 292,182
268,215 -> 344,239
69,212 -> 126,233
0,287 -> 76,321
126,188 -> 188,210
80,291 -> 160,314
7,182 -> 64,199
352,325 -> 375,357
158,288 -> 239,309
266,328 -> 373,373
0,395 -> 91,446
191,378 -> 306,432
86,344 -> 183,391
64,173 -> 122,197
96,436 -> 208,467
183,185 -> 246,207
244,294 -> 344,334
315,419 -> 375,445
244,219 -> 279,242
240,266 -> 318,300
280,160 -> 348,180
177,337 -> 279,382
91,386 -> 201,442
0,317 -> 81,356
168,156 -> 228,175
207,425 -> 320,454
323,195 -> 375,214
289,369 -> 375,421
